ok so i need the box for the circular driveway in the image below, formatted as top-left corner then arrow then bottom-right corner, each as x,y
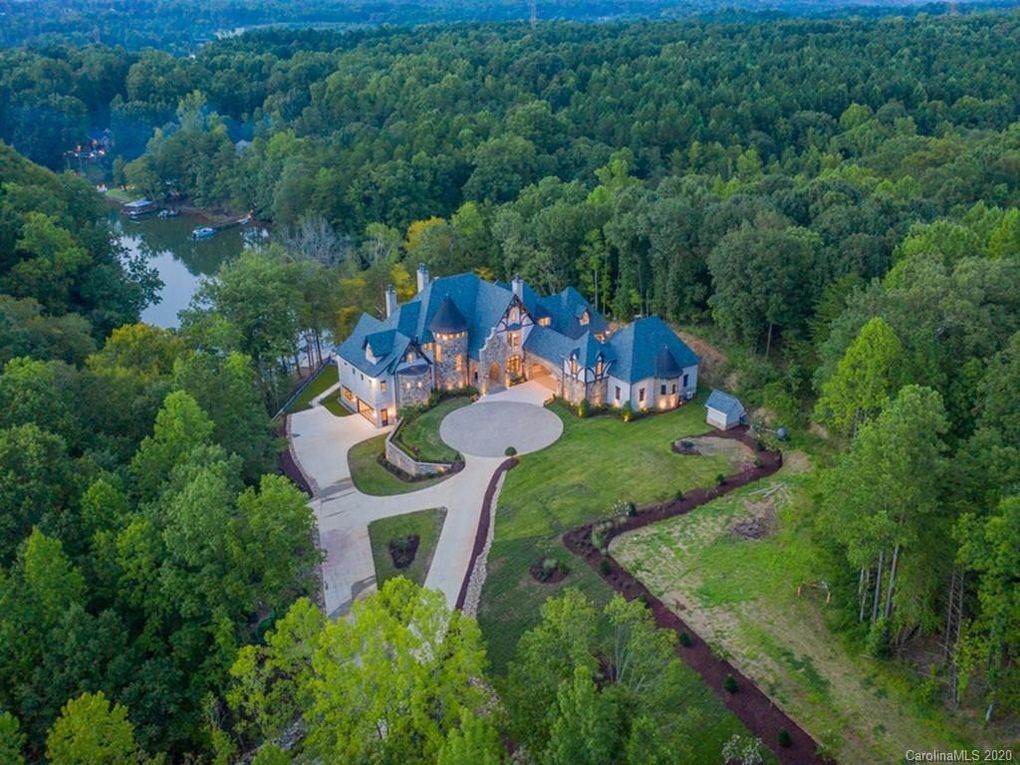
440,401 -> 563,458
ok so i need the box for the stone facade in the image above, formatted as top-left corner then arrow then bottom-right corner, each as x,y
432,331 -> 469,390
562,374 -> 608,406
384,432 -> 454,478
396,367 -> 432,410
477,329 -> 525,393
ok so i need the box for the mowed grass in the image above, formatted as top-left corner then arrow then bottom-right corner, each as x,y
475,395 -> 767,762
348,435 -> 451,496
478,395 -> 733,671
611,466 -> 993,762
286,364 -> 339,413
393,396 -> 470,463
368,508 -> 447,587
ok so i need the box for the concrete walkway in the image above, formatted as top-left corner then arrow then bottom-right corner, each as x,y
289,380 -> 559,617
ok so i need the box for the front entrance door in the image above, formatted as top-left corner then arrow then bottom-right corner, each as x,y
488,362 -> 501,382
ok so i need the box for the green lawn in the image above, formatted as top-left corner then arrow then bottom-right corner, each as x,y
611,465 -> 991,762
368,508 -> 447,588
475,394 -> 766,761
477,395 -> 734,671
322,395 -> 353,417
393,396 -> 470,463
348,435 -> 452,496
286,364 -> 339,413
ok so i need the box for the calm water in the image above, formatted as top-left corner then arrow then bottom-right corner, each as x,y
113,212 -> 267,328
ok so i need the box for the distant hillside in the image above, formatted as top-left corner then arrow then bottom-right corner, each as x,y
1,0 -> 1016,52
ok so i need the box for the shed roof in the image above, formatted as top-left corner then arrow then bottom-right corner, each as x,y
705,389 -> 746,420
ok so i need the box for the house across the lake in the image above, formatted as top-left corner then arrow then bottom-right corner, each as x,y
335,265 -> 699,427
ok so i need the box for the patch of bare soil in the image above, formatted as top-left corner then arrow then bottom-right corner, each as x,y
673,435 -> 756,467
677,330 -> 728,386
731,483 -> 789,540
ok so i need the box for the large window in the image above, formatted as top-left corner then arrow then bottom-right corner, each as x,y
507,355 -> 522,376
639,387 -> 645,404
434,344 -> 442,362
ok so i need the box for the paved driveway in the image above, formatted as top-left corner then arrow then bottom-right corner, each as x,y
288,378 -> 562,617
440,401 -> 562,457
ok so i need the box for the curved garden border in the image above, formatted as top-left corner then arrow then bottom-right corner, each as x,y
562,426 -> 829,765
454,457 -> 518,610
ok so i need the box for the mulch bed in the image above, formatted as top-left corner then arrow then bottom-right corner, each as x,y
529,559 -> 568,584
454,457 -> 518,610
389,535 -> 420,569
562,426 -> 829,765
276,416 -> 313,496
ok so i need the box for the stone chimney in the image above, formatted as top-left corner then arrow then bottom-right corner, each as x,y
512,274 -> 523,300
416,263 -> 430,293
385,284 -> 397,317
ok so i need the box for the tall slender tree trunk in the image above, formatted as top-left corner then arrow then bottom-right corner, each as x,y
884,544 -> 900,621
858,566 -> 869,622
765,322 -> 774,357
872,549 -> 885,624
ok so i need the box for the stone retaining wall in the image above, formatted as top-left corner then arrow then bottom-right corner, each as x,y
384,429 -> 457,478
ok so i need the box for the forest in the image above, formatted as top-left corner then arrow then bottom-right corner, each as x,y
0,6 -> 1018,763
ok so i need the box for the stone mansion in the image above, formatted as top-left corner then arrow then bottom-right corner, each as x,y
335,265 -> 700,428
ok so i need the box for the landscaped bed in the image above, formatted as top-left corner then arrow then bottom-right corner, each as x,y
348,435 -> 452,496
368,508 -> 446,588
610,466 -> 989,762
475,393 -> 760,762
392,396 -> 470,463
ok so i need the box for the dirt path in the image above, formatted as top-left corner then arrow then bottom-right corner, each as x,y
562,427 -> 828,765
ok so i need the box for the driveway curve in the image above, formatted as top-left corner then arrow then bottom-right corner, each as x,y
440,400 -> 563,457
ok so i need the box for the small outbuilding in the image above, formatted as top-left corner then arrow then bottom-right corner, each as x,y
705,389 -> 746,430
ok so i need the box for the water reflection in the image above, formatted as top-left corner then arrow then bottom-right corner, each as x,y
113,212 -> 267,328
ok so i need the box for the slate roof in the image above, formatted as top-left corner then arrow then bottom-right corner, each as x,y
536,286 -> 609,339
336,273 -> 696,385
336,314 -> 412,376
705,389 -> 746,421
428,295 -> 469,333
606,316 -> 699,383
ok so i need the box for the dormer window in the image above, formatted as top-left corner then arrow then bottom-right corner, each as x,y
569,356 -> 579,376
510,306 -> 520,323
540,317 -> 551,327
595,357 -> 604,377
407,351 -> 415,363
579,310 -> 589,326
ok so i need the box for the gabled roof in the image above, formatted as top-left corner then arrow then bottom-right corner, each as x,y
428,295 -> 469,334
706,389 -> 746,420
607,316 -> 698,383
536,287 -> 608,339
335,314 -> 412,377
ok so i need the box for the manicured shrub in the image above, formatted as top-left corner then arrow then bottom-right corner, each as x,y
599,558 -> 611,575
778,728 -> 792,748
626,501 -> 637,517
716,473 -> 727,486
620,402 -> 633,422
577,398 -> 590,418
724,674 -> 738,693
678,631 -> 692,647
504,446 -> 517,456
674,489 -> 685,501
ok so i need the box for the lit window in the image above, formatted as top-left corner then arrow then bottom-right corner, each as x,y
455,354 -> 464,372
540,317 -> 551,327
435,344 -> 442,362
595,358 -> 603,377
407,351 -> 415,363
570,357 -> 579,376
510,307 -> 519,323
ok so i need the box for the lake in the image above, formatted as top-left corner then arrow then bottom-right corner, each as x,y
113,212 -> 267,328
